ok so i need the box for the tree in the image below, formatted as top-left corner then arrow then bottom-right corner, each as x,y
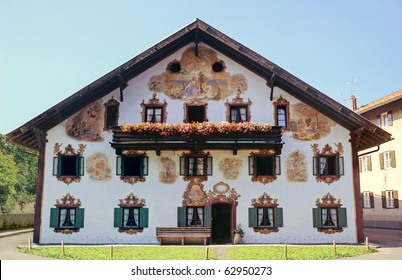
0,150 -> 18,212
0,134 -> 37,212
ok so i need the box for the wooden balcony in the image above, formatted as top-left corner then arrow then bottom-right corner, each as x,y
111,123 -> 284,155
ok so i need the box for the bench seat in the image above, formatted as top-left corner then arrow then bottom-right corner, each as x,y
156,227 -> 211,245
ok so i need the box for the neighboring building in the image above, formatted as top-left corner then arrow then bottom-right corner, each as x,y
354,90 -> 402,229
6,20 -> 391,245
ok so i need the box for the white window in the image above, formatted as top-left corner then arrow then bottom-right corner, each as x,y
362,192 -> 373,208
383,152 -> 393,170
385,191 -> 395,208
321,208 -> 338,228
361,156 -> 370,172
377,111 -> 393,128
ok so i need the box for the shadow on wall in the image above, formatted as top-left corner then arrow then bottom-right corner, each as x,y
363,195 -> 402,229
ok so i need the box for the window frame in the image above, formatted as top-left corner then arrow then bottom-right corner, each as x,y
377,111 -> 393,128
104,97 -> 120,130
184,103 -> 208,123
273,96 -> 290,130
248,207 -> 283,231
313,207 -> 347,230
229,105 -> 248,123
362,191 -> 374,209
313,155 -> 344,176
177,206 -> 211,227
382,190 -> 399,209
50,207 -> 85,231
249,155 -> 281,176
180,155 -> 213,177
145,106 -> 164,123
116,154 -> 149,177
53,155 -> 85,178
360,155 -> 372,173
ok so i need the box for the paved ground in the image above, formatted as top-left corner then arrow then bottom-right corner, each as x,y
1,227 -> 401,260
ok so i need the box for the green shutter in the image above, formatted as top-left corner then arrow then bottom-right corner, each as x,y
312,208 -> 321,228
50,208 -> 59,228
116,156 -> 123,176
77,156 -> 85,176
312,156 -> 319,176
248,208 -> 258,227
114,208 -> 123,228
206,156 -> 213,176
52,157 -> 60,176
177,207 -> 186,227
275,207 -> 283,227
140,156 -> 149,176
179,157 -> 186,176
338,208 -> 347,227
275,156 -> 281,175
248,156 -> 255,175
337,156 -> 344,176
139,208 -> 149,228
204,206 -> 211,227
75,208 -> 85,228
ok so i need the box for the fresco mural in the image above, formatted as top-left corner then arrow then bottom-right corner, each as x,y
286,150 -> 308,182
159,157 -> 178,184
218,157 -> 243,180
289,103 -> 335,140
65,100 -> 104,142
86,152 -> 112,182
148,46 -> 247,101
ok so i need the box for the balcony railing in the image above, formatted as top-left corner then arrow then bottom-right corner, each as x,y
111,122 -> 284,155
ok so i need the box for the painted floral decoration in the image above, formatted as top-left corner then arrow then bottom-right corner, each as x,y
120,122 -> 272,137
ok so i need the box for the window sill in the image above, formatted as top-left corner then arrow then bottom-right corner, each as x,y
315,175 -> 341,185
53,228 -> 80,234
316,227 -> 344,234
251,175 -> 277,184
120,176 -> 146,185
253,227 -> 279,234
118,228 -> 144,234
56,175 -> 81,185
183,175 -> 208,182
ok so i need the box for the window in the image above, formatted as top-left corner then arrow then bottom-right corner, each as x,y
180,155 -> 212,177
248,207 -> 283,229
50,207 -> 85,230
313,156 -> 344,176
382,190 -> 399,209
273,96 -> 290,129
376,111 -> 393,128
104,97 -> 120,129
177,206 -> 211,227
145,107 -> 163,123
249,155 -> 281,176
380,151 -> 396,170
53,155 -> 84,177
362,191 -> 374,208
116,155 -> 149,177
114,207 -> 149,229
185,104 -> 207,123
359,155 -> 372,172
187,207 -> 204,226
230,106 -> 247,123
313,207 -> 347,229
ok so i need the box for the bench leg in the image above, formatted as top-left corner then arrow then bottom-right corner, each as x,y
203,238 -> 206,246
181,237 -> 184,245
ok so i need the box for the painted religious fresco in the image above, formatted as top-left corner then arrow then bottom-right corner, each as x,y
159,157 -> 178,184
286,150 -> 308,182
290,103 -> 335,140
65,100 -> 104,142
148,46 -> 247,101
218,157 -> 243,180
86,152 -> 112,182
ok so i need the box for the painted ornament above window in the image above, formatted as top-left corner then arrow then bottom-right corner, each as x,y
148,46 -> 247,101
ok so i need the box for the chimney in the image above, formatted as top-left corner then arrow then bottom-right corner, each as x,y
350,95 -> 357,111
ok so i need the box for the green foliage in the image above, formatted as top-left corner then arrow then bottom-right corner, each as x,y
0,134 -> 37,213
19,246 -> 217,260
228,245 -> 377,260
1,220 -> 34,230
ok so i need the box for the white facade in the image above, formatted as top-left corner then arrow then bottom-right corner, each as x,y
38,43 -> 359,244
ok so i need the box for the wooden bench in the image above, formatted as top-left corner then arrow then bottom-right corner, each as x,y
156,227 -> 211,245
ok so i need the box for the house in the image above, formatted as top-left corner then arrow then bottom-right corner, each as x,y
353,91 -> 402,229
6,19 -> 392,245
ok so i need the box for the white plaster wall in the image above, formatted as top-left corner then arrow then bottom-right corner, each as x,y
39,43 -> 358,244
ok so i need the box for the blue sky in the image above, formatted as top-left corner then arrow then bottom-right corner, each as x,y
1,0 -> 402,134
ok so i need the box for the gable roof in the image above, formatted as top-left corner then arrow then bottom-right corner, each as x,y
6,19 -> 392,151
355,89 -> 402,114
